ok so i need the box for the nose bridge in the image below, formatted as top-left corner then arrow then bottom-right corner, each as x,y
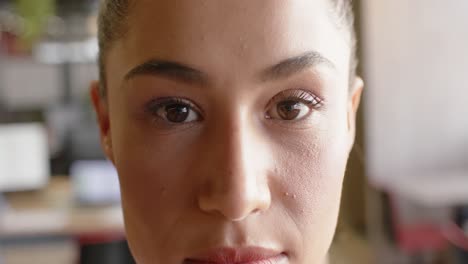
197,108 -> 271,221
221,109 -> 255,178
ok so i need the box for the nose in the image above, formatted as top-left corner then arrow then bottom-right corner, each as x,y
197,113 -> 272,221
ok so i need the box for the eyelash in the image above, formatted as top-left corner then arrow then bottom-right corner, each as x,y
269,89 -> 323,109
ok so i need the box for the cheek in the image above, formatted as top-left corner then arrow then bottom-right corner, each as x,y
276,134 -> 347,214
273,107 -> 350,206
113,120 -> 202,212
109,110 -> 204,260
272,126 -> 349,257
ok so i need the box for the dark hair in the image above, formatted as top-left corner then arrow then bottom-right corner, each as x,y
97,0 -> 356,96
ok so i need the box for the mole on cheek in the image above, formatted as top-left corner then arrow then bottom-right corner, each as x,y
283,192 -> 298,200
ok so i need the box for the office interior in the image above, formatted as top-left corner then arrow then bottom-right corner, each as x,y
0,0 -> 467,263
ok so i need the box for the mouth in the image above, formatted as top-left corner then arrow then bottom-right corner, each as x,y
183,247 -> 288,264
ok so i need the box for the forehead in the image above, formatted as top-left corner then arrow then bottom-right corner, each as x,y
110,0 -> 350,84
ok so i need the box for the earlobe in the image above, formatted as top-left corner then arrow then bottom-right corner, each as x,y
90,81 -> 114,162
103,135 -> 114,161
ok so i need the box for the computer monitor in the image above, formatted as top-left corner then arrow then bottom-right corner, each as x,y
0,123 -> 50,192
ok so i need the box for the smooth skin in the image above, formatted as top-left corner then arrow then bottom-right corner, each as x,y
91,0 -> 363,263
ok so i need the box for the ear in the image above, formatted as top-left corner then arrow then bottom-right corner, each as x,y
346,76 -> 364,151
90,81 -> 115,163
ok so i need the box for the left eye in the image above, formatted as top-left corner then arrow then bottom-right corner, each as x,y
266,90 -> 322,121
267,100 -> 312,121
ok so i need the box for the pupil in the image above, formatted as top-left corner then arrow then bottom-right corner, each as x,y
166,104 -> 189,123
278,101 -> 301,120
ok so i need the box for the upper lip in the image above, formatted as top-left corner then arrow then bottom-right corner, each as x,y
185,247 -> 285,264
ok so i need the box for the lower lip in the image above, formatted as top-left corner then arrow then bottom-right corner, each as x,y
184,253 -> 289,264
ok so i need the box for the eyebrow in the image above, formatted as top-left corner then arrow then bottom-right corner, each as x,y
260,51 -> 336,82
124,51 -> 334,85
124,59 -> 207,85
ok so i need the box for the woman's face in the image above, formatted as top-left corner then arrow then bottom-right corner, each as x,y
92,0 -> 363,263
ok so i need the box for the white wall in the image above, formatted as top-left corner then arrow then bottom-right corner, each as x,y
361,0 -> 468,185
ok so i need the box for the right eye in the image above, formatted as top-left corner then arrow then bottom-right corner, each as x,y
145,98 -> 202,124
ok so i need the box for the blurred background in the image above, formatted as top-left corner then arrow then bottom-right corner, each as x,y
0,0 -> 467,263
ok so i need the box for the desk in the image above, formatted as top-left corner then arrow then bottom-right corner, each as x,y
0,177 -> 124,239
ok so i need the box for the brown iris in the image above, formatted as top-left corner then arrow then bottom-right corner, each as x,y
277,100 -> 303,120
165,104 -> 190,123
